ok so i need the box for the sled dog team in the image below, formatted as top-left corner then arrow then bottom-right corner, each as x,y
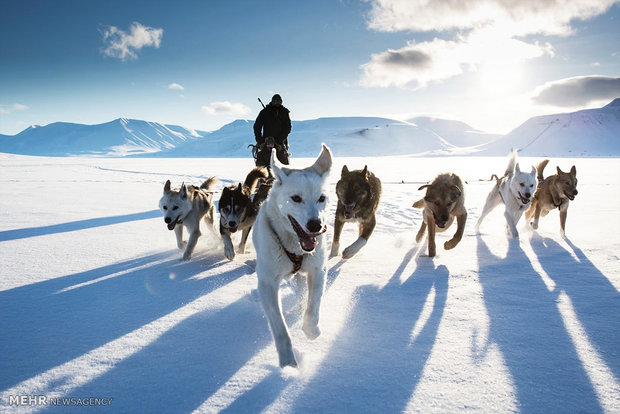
158,146 -> 578,367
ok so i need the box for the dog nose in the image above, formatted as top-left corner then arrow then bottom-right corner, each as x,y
306,219 -> 322,233
525,192 -> 531,198
441,214 -> 449,222
228,221 -> 237,228
573,189 -> 578,195
164,217 -> 171,224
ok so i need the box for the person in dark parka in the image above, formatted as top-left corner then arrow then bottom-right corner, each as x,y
253,94 -> 292,166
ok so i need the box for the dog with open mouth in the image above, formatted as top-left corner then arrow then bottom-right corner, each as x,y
330,165 -> 382,259
252,144 -> 332,368
218,166 -> 269,260
525,159 -> 578,237
412,173 -> 467,257
158,177 -> 218,261
475,149 -> 537,239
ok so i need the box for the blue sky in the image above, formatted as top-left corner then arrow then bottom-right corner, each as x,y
1,0 -> 620,135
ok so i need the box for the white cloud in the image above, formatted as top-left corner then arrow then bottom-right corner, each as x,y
361,29 -> 551,88
0,103 -> 29,115
531,75 -> 620,107
101,22 -> 163,61
360,0 -> 618,88
201,101 -> 251,115
168,83 -> 185,91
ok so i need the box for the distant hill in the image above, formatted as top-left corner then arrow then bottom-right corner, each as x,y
0,118 -> 205,156
1,99 -> 618,157
477,98 -> 620,157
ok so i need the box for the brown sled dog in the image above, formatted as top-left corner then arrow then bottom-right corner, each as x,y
330,165 -> 382,259
525,160 -> 578,237
218,167 -> 270,260
412,173 -> 467,257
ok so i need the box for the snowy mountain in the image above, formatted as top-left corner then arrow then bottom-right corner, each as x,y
477,99 -> 620,157
407,116 -> 499,148
1,99 -> 619,157
147,117 -> 463,158
0,118 -> 206,156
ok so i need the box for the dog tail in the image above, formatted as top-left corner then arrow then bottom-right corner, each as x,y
200,176 -> 218,192
504,149 -> 518,177
536,159 -> 549,182
244,167 -> 269,193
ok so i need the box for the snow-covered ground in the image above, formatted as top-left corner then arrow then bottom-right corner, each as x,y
1,153 -> 619,413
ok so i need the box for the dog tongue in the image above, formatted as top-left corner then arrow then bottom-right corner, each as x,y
167,219 -> 177,231
288,216 -> 326,252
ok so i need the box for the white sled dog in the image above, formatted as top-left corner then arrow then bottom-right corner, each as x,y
475,150 -> 537,238
253,144 -> 332,368
158,178 -> 217,260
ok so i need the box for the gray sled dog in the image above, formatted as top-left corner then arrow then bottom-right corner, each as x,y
525,160 -> 578,237
475,150 -> 537,238
218,167 -> 270,260
412,173 -> 467,257
253,144 -> 332,368
330,165 -> 382,259
159,177 -> 218,260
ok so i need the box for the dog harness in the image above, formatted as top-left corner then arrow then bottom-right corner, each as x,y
266,218 -> 304,274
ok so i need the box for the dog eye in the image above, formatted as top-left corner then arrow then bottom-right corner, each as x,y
291,195 -> 302,203
172,206 -> 179,211
520,183 -> 524,187
318,195 -> 326,203
530,184 -> 534,188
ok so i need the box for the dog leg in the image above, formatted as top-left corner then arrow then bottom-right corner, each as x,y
220,224 -> 236,260
329,214 -> 345,258
343,216 -> 376,259
475,192 -> 500,232
415,221 -> 427,243
174,225 -> 186,250
183,229 -> 201,261
530,203 -> 541,230
303,265 -> 326,340
427,218 -> 437,257
238,227 -> 251,254
559,205 -> 568,237
444,212 -> 467,250
504,209 -> 519,239
258,276 -> 297,367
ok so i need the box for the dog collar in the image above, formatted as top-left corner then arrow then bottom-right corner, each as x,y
266,217 -> 304,274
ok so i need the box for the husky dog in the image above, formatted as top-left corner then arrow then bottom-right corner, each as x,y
330,165 -> 382,259
475,150 -> 537,238
159,177 -> 218,261
218,167 -> 270,260
412,173 -> 467,257
253,144 -> 332,368
525,160 -> 578,237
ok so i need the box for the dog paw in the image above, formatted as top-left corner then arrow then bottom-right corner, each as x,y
302,323 -> 321,340
224,246 -> 235,261
177,241 -> 187,250
342,247 -> 357,259
444,239 -> 458,250
329,243 -> 339,259
182,252 -> 192,261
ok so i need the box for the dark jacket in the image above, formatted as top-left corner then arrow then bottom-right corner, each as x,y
253,103 -> 291,146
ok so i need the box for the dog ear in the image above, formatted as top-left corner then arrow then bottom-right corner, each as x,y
270,148 -> 291,183
418,184 -> 430,191
557,166 -> 564,175
180,183 -> 188,199
310,143 -> 332,177
452,185 -> 462,196
237,183 -> 242,192
570,165 -> 576,175
341,165 -> 349,177
515,163 -> 521,174
362,165 -> 368,177
164,180 -> 171,194
530,166 -> 536,175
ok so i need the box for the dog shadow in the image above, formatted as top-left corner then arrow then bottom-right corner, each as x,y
476,235 -> 603,412
0,210 -> 160,242
284,249 -> 448,412
0,251 -> 241,391
529,235 -> 620,381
